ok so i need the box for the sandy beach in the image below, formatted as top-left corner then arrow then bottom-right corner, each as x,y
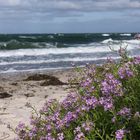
0,69 -> 77,140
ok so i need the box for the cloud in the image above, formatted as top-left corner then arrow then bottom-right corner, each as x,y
0,0 -> 20,6
0,0 -> 140,33
1,0 -> 140,14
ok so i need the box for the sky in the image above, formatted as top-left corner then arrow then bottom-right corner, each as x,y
0,0 -> 140,33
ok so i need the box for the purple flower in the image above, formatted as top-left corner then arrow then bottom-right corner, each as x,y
84,65 -> 96,76
81,78 -> 92,87
74,132 -> 85,140
64,111 -> 78,124
74,126 -> 81,134
81,121 -> 94,132
133,56 -> 140,65
117,107 -> 131,117
61,93 -> 79,109
101,73 -> 123,96
115,129 -> 126,140
111,117 -> 116,123
15,122 -> 27,139
45,133 -> 55,140
56,120 -> 64,130
16,122 -> 25,131
118,65 -> 134,79
40,99 -> 58,114
81,105 -> 90,112
46,124 -> 52,132
84,96 -> 98,109
50,111 -> 61,123
29,127 -> 37,138
99,97 -> 114,111
74,127 -> 85,140
30,116 -> 40,126
56,111 -> 78,129
57,133 -> 64,140
40,137 -> 46,140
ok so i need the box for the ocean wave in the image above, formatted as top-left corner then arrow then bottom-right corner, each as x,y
0,54 -> 139,74
125,39 -> 140,45
0,40 -> 38,50
0,33 -> 138,73
0,68 -> 18,73
0,56 -> 121,74
102,34 -> 110,37
0,56 -> 120,66
102,38 -> 140,45
0,46 -> 112,57
0,66 -> 75,74
0,33 -> 135,50
0,41 -> 139,58
48,35 -> 54,39
120,33 -> 131,36
0,40 -> 71,50
19,36 -> 37,39
0,40 -> 65,50
102,38 -> 113,43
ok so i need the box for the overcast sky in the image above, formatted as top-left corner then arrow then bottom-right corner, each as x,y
0,0 -> 140,33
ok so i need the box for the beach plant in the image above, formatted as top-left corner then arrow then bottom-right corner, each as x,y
13,47 -> 140,139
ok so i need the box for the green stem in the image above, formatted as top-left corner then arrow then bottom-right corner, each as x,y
95,129 -> 104,140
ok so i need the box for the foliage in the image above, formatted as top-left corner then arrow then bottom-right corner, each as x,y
13,47 -> 140,140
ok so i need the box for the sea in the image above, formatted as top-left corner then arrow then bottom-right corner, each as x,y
0,33 -> 140,73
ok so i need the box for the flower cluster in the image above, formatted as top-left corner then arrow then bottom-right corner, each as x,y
15,122 -> 27,139
74,126 -> 85,140
84,96 -> 98,109
115,129 -> 126,140
117,107 -> 131,117
99,96 -> 113,111
61,93 -> 80,110
40,133 -> 55,140
118,63 -> 134,79
81,121 -> 94,132
14,55 -> 140,140
133,56 -> 140,65
101,73 -> 123,96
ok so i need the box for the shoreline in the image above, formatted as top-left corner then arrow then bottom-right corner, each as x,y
0,68 -> 77,139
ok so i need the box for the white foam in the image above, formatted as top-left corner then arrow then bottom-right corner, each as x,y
109,43 -> 139,51
120,33 -> 131,36
0,57 -> 121,73
102,38 -> 113,43
101,39 -> 140,50
0,42 -> 7,47
0,67 -> 74,74
102,34 -> 110,37
0,56 -> 120,65
1,68 -> 18,73
19,36 -> 36,39
1,55 -> 140,74
125,39 -> 140,45
32,42 -> 56,48
0,46 -> 111,58
0,40 -> 139,58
